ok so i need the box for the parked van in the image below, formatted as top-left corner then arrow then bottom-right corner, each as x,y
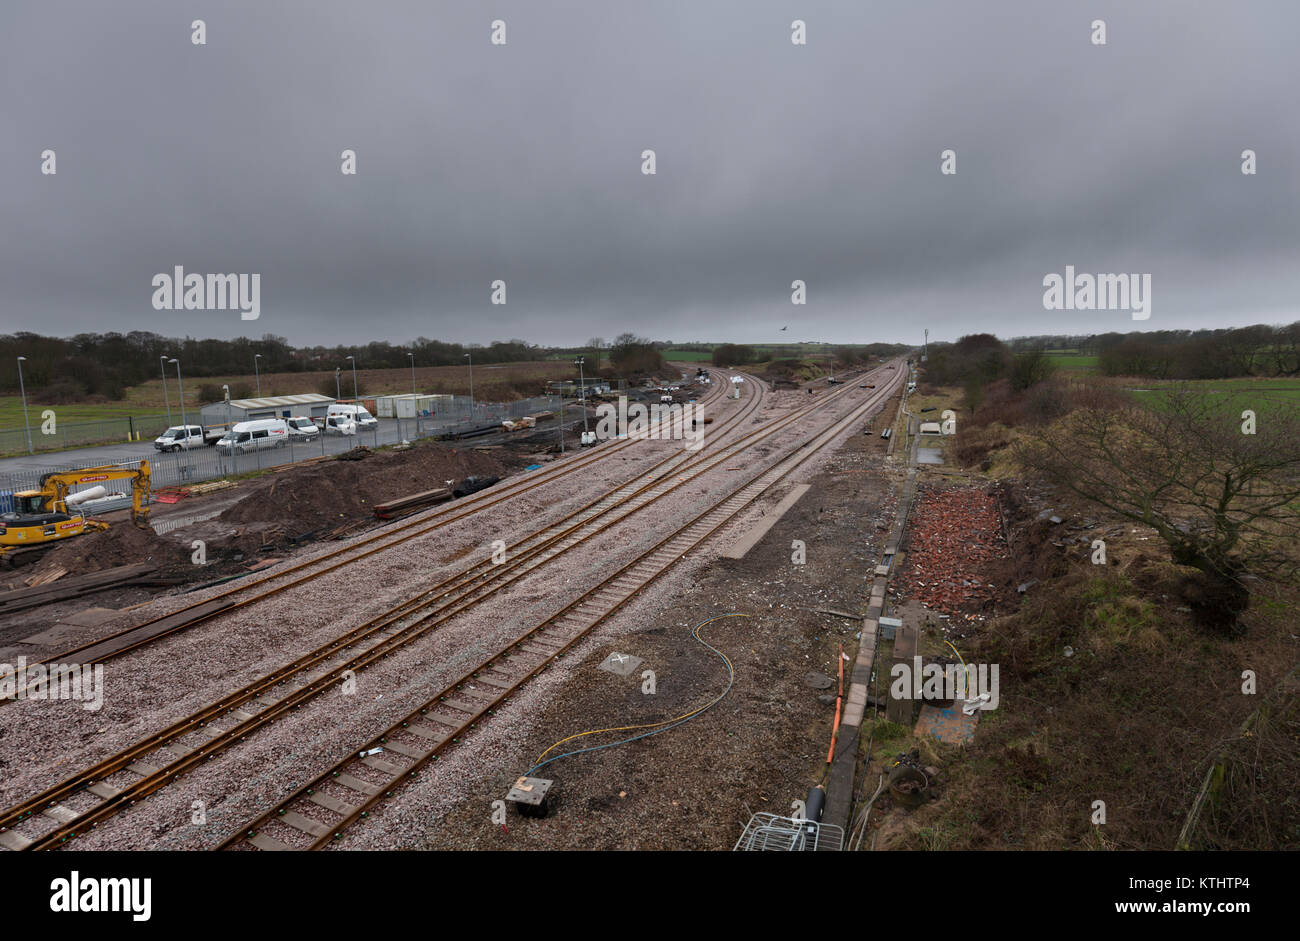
284,416 -> 320,441
328,404 -> 378,430
154,425 -> 211,452
216,419 -> 289,454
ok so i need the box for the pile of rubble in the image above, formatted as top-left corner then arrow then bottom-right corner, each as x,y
893,484 -> 1007,620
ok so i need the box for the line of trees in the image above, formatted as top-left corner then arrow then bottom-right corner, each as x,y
1007,322 -> 1300,379
0,331 -> 545,403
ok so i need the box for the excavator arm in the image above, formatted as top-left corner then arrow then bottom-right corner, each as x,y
35,462 -> 152,523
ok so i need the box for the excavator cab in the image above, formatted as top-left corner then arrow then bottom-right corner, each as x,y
10,493 -> 58,516
2,491 -> 74,525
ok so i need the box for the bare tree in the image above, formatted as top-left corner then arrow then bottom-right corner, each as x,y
1015,388 -> 1300,629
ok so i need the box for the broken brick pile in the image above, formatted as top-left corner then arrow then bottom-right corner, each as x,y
892,485 -> 1007,620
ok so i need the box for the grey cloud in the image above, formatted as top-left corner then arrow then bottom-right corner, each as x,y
1,0 -> 1296,346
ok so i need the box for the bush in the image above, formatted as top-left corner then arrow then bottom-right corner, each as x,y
32,379 -> 87,404
1010,350 -> 1057,391
712,344 -> 756,367
1023,380 -> 1071,425
609,333 -> 665,377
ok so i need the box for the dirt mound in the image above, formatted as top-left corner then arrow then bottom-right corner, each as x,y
12,523 -> 188,586
217,441 -> 522,542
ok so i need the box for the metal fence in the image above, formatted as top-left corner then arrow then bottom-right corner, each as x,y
0,414 -> 172,456
0,394 -> 561,509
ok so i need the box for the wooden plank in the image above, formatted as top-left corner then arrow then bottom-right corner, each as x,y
361,756 -> 402,775
248,833 -> 293,852
279,810 -> 331,839
0,830 -> 34,851
53,598 -> 235,664
381,739 -> 426,759
335,773 -> 380,796
404,724 -> 447,741
0,564 -> 156,605
308,792 -> 357,816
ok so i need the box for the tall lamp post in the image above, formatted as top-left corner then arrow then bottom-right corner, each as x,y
254,353 -> 262,397
464,351 -> 474,419
168,358 -> 193,479
16,356 -> 33,455
334,367 -> 341,400
408,352 -> 416,395
160,354 -> 172,426
223,384 -> 233,468
346,356 -> 360,441
574,355 -> 588,434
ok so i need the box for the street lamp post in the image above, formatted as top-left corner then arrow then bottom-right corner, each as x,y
347,355 -> 360,440
223,384 -> 233,470
160,354 -> 172,426
254,354 -> 262,397
16,356 -> 33,455
464,352 -> 474,419
168,358 -> 193,480
334,367 -> 341,400
574,356 -> 588,434
408,352 -> 418,438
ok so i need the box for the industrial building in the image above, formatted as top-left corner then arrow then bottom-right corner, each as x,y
199,393 -> 336,428
374,393 -> 453,419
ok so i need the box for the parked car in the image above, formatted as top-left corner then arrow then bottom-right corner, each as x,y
215,419 -> 289,454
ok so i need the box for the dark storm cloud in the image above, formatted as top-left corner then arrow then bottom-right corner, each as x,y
1,0 -> 1297,346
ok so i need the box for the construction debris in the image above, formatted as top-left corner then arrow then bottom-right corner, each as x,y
0,563 -> 160,615
893,484 -> 1008,620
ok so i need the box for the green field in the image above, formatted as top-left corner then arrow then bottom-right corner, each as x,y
662,349 -> 714,362
1128,378 -> 1300,416
1042,351 -> 1099,372
0,397 -> 170,426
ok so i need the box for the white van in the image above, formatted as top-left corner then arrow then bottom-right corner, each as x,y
328,404 -> 378,430
284,416 -> 320,441
216,419 -> 289,454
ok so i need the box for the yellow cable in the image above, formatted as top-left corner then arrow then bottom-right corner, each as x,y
531,613 -> 747,767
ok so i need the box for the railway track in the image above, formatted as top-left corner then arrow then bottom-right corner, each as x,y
222,367 -> 905,850
1,371 -> 739,685
0,364 -> 897,850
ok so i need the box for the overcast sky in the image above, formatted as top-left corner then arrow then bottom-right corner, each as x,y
2,1 -> 1297,348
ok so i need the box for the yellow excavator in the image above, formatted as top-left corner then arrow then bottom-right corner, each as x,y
0,462 -> 152,566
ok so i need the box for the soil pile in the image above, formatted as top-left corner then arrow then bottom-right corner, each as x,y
217,442 -> 522,541
10,523 -> 189,587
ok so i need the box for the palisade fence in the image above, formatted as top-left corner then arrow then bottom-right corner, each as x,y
0,394 -> 561,517
0,415 -> 173,457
